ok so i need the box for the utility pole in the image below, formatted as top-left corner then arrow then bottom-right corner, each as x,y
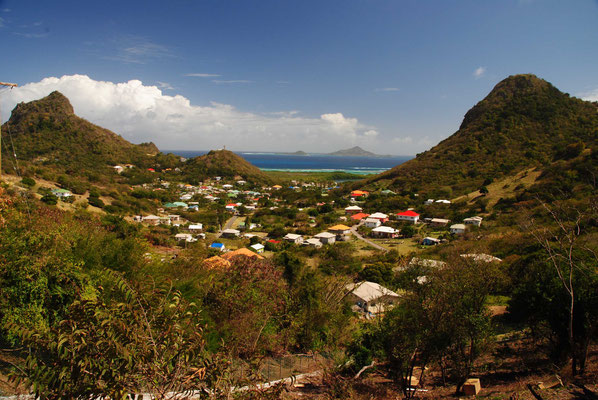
0,81 -> 18,180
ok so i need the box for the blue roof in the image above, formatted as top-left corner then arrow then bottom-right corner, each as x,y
210,242 -> 224,248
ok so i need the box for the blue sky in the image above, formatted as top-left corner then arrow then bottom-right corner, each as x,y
1,0 -> 598,154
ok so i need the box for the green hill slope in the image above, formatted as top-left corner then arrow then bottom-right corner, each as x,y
362,74 -> 598,197
181,149 -> 272,184
1,91 -> 159,175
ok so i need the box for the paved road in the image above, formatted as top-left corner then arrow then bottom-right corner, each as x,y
350,221 -> 389,252
219,215 -> 238,236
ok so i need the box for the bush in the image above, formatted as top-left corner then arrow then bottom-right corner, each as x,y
88,196 -> 104,208
20,177 -> 36,187
41,193 -> 58,205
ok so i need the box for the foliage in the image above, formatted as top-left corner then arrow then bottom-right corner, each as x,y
11,272 -> 232,399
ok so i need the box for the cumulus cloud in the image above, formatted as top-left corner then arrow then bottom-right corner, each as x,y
579,88 -> 598,102
1,74 -> 379,153
473,66 -> 486,79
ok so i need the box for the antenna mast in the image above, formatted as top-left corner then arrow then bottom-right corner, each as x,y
0,81 -> 18,180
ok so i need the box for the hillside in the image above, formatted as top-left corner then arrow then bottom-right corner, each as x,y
181,149 -> 271,184
361,74 -> 598,197
1,91 -> 159,175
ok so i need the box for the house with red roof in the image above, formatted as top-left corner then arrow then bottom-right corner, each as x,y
351,212 -> 370,221
396,210 -> 420,224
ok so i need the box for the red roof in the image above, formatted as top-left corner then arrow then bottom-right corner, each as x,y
351,212 -> 370,220
397,210 -> 420,217
226,203 -> 237,207
267,239 -> 281,244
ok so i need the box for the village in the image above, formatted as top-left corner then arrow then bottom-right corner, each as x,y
34,166 -> 494,321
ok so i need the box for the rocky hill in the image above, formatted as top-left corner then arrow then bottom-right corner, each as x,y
361,74 -> 598,196
1,91 -> 159,175
182,149 -> 271,184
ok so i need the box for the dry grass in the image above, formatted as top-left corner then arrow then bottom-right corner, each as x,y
453,167 -> 542,208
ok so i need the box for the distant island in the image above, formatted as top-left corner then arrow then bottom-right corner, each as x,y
327,146 -> 393,158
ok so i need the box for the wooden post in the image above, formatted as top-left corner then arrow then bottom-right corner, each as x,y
0,82 -> 18,180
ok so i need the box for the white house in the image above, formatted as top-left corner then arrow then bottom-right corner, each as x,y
315,231 -> 336,244
175,233 -> 197,243
113,165 -> 124,174
450,224 -> 466,234
250,243 -> 265,254
142,215 -> 161,226
435,199 -> 451,204
363,218 -> 382,228
369,212 -> 389,223
283,233 -> 304,244
188,224 -> 203,232
51,188 -> 72,199
344,205 -> 363,214
221,228 -> 241,238
429,218 -> 450,227
396,210 -> 420,224
303,238 -> 323,248
346,281 -> 402,315
371,226 -> 399,238
463,216 -> 483,227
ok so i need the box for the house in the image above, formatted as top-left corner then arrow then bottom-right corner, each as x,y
424,199 -> 435,205
363,218 -> 382,228
303,238 -> 323,248
421,237 -> 441,246
435,199 -> 451,204
113,165 -> 124,174
463,216 -> 483,227
221,229 -> 241,238
237,180 -> 246,185
188,224 -> 203,232
210,242 -> 226,251
346,281 -> 402,316
314,232 -> 336,244
396,210 -> 420,224
141,215 -> 161,226
168,215 -> 182,225
272,185 -> 283,190
345,205 -> 363,214
429,218 -> 450,227
351,212 -> 370,221
51,188 -> 72,199
225,203 -> 239,212
283,233 -> 304,244
328,224 -> 352,241
371,226 -> 399,238
350,190 -> 369,198
175,233 -> 197,243
222,184 -> 233,189
450,224 -> 466,234
369,212 -> 389,223
222,248 -> 264,260
380,189 -> 395,195
250,243 -> 265,254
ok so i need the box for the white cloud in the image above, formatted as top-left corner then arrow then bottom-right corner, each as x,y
578,88 -> 598,102
374,87 -> 399,92
185,73 -> 221,78
1,74 -> 381,153
473,66 -> 486,79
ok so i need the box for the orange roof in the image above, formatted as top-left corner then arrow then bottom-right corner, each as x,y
329,224 -> 351,231
351,212 -> 370,220
221,248 -> 264,260
350,190 -> 369,196
203,256 -> 232,270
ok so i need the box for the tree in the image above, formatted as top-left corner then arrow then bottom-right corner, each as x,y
520,197 -> 598,375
